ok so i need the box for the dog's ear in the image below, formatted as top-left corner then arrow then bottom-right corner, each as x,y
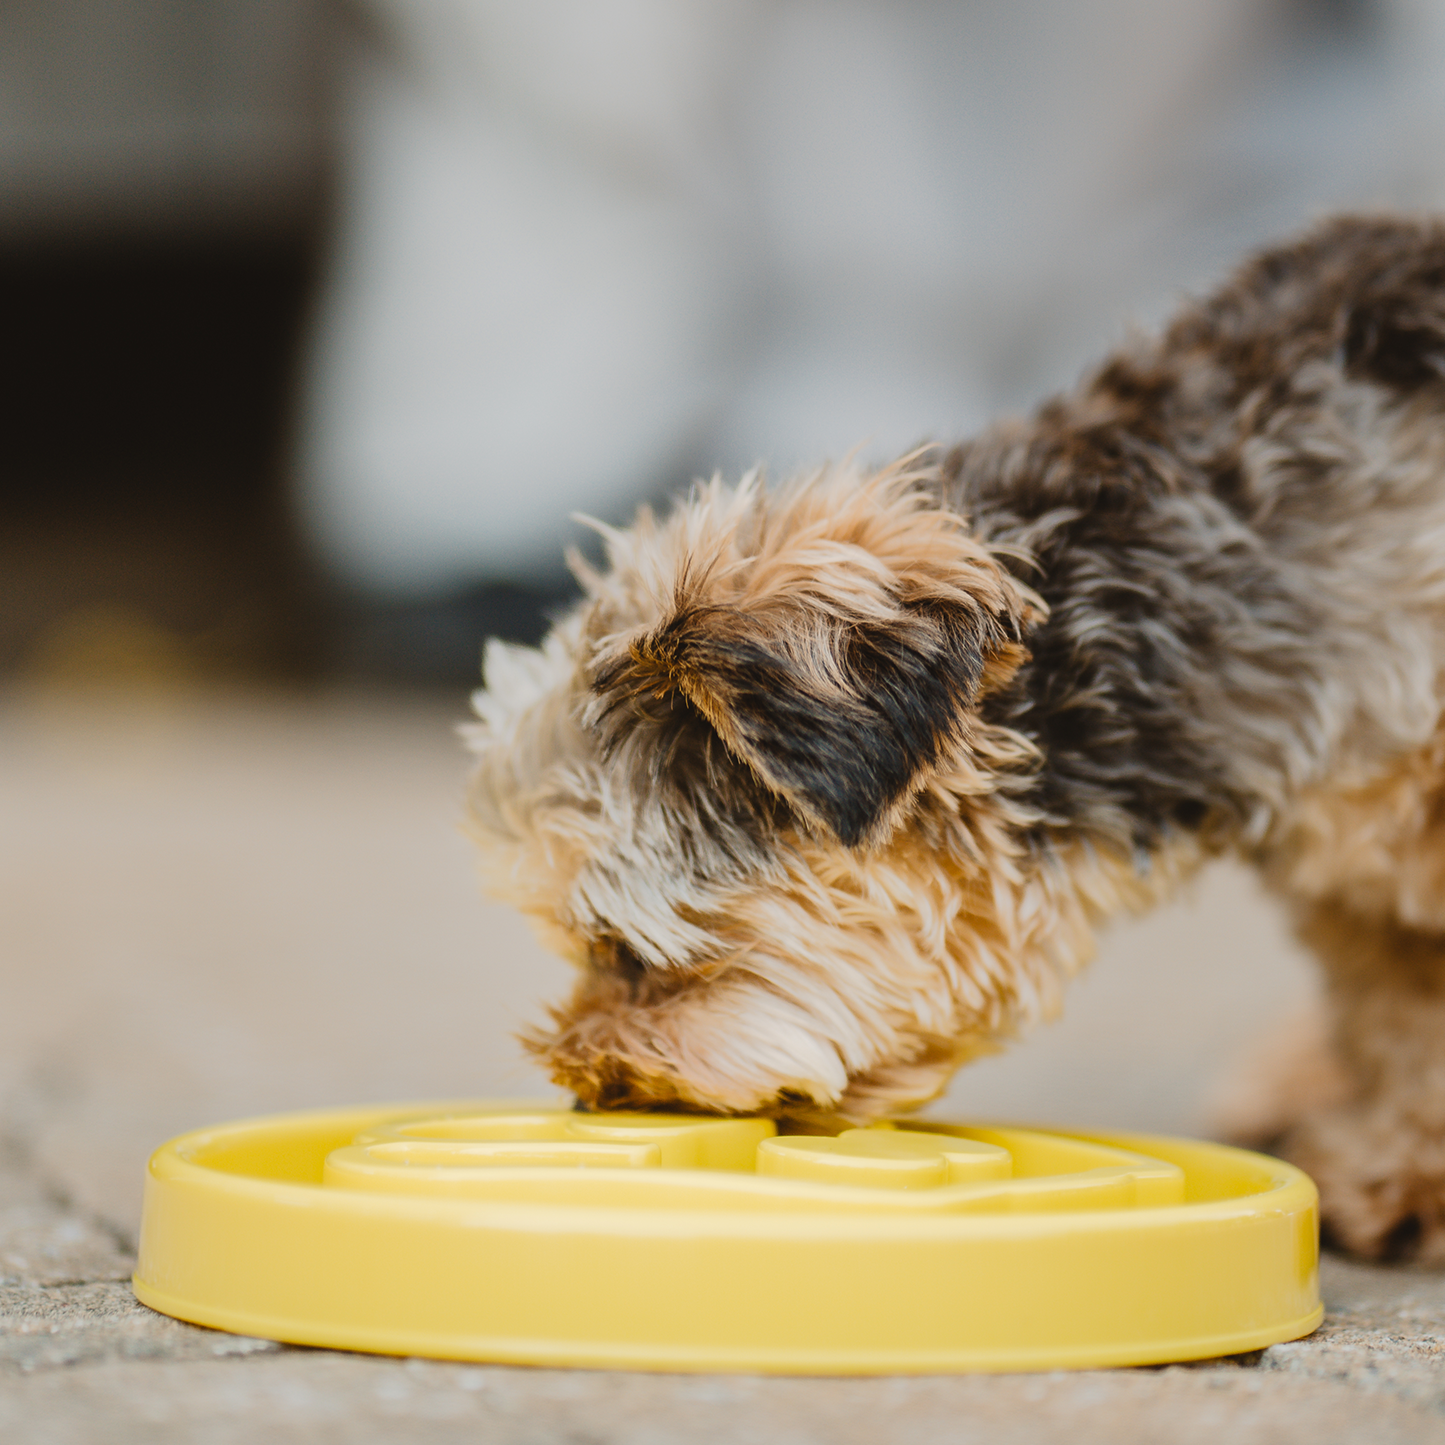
590,470 -> 1039,847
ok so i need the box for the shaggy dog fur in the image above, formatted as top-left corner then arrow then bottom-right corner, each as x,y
465,215 -> 1445,1262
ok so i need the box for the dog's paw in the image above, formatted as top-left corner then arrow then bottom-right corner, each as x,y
1282,1106 -> 1445,1262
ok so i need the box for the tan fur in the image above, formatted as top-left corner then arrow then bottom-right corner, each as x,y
1257,731 -> 1445,1257
581,459 -> 1040,845
1265,729 -> 1445,932
539,813 -> 1195,1119
1274,903 -> 1445,1261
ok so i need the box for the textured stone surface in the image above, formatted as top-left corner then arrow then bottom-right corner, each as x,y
0,1282 -> 278,1374
0,1205 -> 131,1290
2,685 -> 1443,1442
2,1326 -> 1445,1445
1258,1255 -> 1445,1413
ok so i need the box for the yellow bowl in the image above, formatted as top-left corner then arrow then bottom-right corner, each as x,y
133,1101 -> 1321,1374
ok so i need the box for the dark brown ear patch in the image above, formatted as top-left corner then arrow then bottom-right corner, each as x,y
712,606 -> 998,846
597,595 -> 1023,847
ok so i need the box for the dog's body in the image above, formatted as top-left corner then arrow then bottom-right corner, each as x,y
467,216 -> 1445,1260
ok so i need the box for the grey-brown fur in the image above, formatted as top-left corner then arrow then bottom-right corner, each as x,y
955,216 -> 1445,857
466,215 -> 1445,1259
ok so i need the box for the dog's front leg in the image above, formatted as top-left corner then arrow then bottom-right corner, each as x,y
1280,899 -> 1445,1261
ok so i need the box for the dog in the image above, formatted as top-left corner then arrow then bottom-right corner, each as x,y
464,215 -> 1445,1261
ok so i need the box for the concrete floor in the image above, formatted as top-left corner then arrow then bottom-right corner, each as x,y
2,683 -> 1442,1443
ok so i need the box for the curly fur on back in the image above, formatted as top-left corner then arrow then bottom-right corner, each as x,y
466,216 -> 1445,1258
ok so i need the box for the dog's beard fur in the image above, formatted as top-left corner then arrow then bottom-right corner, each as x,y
462,460 -> 1121,1116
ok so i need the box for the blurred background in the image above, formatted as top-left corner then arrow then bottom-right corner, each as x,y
3,0 -> 1443,1234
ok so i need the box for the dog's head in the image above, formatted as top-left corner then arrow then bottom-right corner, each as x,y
464,458 -> 1044,1118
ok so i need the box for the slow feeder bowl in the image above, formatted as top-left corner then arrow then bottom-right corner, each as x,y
133,1101 -> 1322,1374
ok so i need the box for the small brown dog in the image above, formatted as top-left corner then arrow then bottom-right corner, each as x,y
465,215 -> 1445,1261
